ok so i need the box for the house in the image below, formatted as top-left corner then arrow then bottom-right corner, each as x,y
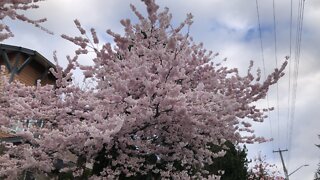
0,43 -> 56,143
0,44 -> 78,180
0,43 -> 56,86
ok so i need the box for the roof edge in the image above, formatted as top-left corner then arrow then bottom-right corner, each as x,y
0,43 -> 55,69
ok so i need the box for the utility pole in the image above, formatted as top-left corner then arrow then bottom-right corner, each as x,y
273,149 -> 289,180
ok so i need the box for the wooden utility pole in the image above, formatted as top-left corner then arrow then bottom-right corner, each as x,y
273,149 -> 289,180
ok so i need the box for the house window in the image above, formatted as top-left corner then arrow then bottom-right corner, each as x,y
11,119 -> 44,133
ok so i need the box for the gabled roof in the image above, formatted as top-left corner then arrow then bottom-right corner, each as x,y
0,43 -> 55,69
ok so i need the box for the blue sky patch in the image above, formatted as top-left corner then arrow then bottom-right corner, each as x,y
210,20 -> 236,34
242,25 -> 273,42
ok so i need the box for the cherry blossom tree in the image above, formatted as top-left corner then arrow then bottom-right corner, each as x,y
0,0 -> 287,179
0,0 -> 51,41
248,154 -> 285,180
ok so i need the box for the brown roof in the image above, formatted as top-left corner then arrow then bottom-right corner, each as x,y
0,43 -> 55,68
0,43 -> 57,85
0,131 -> 22,144
0,131 -> 15,138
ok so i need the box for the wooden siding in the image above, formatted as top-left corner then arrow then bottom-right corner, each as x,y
15,61 -> 42,86
0,65 -> 9,91
0,51 -> 55,87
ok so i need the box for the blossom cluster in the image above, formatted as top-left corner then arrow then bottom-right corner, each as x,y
0,0 -> 51,41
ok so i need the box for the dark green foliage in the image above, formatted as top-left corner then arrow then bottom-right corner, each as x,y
92,141 -> 249,179
204,141 -> 249,180
315,166 -> 320,180
315,135 -> 320,180
92,143 -> 162,180
92,145 -> 110,175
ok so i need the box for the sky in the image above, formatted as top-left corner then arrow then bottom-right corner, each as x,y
3,0 -> 320,179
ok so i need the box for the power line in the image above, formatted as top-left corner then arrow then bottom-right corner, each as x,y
272,0 -> 281,149
297,0 -> 305,62
288,0 -> 302,168
289,0 -> 302,157
288,0 -> 306,168
286,0 -> 293,157
289,0 -> 293,57
255,0 -> 266,79
255,0 -> 275,154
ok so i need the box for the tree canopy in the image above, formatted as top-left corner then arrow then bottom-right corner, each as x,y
0,0 -> 287,179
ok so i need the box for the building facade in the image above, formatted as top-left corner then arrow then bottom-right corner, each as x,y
0,43 -> 56,87
0,44 -> 56,143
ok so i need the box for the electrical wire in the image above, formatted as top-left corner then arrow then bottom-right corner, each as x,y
288,0 -> 305,168
272,0 -> 281,149
255,0 -> 275,155
285,0 -> 293,165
